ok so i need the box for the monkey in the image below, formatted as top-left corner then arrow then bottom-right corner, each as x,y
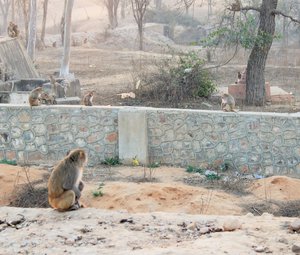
82,91 -> 95,106
227,0 -> 241,12
40,91 -> 57,105
49,75 -> 59,97
52,41 -> 57,48
236,71 -> 242,84
221,93 -> 238,112
7,21 -> 20,38
29,87 -> 43,107
48,149 -> 87,211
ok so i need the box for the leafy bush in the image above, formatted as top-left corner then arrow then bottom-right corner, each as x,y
135,51 -> 216,106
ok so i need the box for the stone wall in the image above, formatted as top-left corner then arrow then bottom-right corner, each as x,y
0,105 -> 119,166
0,105 -> 300,175
147,109 -> 300,175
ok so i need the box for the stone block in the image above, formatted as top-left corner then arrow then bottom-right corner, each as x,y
228,82 -> 271,100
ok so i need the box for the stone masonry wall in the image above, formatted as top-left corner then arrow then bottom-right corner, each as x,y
0,105 -> 300,175
0,105 -> 119,166
147,109 -> 300,175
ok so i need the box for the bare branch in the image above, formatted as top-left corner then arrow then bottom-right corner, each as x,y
272,10 -> 300,24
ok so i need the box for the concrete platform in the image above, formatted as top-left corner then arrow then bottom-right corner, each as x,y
218,85 -> 295,105
56,97 -> 81,105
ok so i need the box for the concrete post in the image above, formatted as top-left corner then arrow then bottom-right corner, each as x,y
118,108 -> 148,165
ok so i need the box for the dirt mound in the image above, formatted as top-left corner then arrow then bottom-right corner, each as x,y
83,182 -> 243,215
248,176 -> 300,201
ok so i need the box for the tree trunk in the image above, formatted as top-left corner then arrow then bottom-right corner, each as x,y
11,0 -> 15,22
60,0 -> 67,45
155,0 -> 161,10
246,0 -> 277,106
0,0 -> 11,35
60,0 -> 74,77
138,23 -> 143,50
41,0 -> 48,45
121,0 -> 126,19
27,0 -> 37,60
21,0 -> 30,45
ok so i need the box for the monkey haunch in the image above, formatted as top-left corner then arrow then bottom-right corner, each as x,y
29,87 -> 43,107
48,149 -> 87,211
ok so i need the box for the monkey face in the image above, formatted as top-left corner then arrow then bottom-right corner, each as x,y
68,149 -> 87,166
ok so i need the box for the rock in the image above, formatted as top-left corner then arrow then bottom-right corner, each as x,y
187,222 -> 197,231
245,213 -> 254,218
199,227 -> 210,234
223,218 -> 242,231
254,246 -> 266,252
201,102 -> 213,109
290,219 -> 300,232
261,212 -> 273,219
292,244 -> 300,253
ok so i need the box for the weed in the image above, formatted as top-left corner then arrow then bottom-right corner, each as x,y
186,165 -> 204,174
101,156 -> 121,166
93,183 -> 105,197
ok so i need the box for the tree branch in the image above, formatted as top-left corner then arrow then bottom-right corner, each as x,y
240,6 -> 261,12
272,10 -> 300,24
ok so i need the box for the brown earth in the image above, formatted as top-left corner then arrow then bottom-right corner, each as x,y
1,164 -> 300,254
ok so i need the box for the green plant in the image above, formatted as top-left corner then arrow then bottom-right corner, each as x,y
135,50 -> 217,107
101,156 -> 121,166
0,159 -> 17,165
186,165 -> 204,174
93,183 -> 105,197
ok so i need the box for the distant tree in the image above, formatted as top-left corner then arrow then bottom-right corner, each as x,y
130,0 -> 150,50
177,0 -> 196,15
60,0 -> 67,45
40,0 -> 48,45
103,0 -> 120,29
60,0 -> 74,77
27,0 -> 37,60
11,0 -> 15,22
0,0 -> 11,35
155,0 -> 162,10
20,0 -> 30,44
120,0 -> 127,19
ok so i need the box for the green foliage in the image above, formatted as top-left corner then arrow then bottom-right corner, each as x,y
0,159 -> 17,166
202,15 -> 280,50
101,156 -> 121,166
136,50 -> 216,106
145,8 -> 201,27
186,165 -> 204,174
93,183 -> 105,197
148,162 -> 160,168
205,172 -> 221,180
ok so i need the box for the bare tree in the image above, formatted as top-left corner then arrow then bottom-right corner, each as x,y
155,0 -> 162,10
0,0 -> 11,35
60,0 -> 67,44
27,0 -> 37,60
120,0 -> 127,19
40,0 -> 48,45
11,0 -> 15,22
177,0 -> 196,14
130,0 -> 150,50
60,0 -> 74,77
103,0 -> 120,29
20,0 -> 30,44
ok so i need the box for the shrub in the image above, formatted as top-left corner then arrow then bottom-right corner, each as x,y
135,51 -> 217,107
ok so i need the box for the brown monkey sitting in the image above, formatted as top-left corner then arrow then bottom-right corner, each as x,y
29,87 -> 43,107
221,93 -> 238,112
48,149 -> 87,211
82,91 -> 95,106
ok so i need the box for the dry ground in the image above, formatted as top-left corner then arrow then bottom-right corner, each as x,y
1,164 -> 300,254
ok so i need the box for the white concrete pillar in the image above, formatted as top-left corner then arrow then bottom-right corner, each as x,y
118,108 -> 148,165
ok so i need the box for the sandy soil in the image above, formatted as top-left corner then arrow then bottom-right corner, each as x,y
1,164 -> 300,254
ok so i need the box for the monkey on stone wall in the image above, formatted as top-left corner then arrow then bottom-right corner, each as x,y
48,149 -> 87,211
29,87 -> 43,107
221,93 -> 238,112
82,91 -> 95,106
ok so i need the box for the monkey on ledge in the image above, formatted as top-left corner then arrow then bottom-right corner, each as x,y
48,149 -> 87,211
